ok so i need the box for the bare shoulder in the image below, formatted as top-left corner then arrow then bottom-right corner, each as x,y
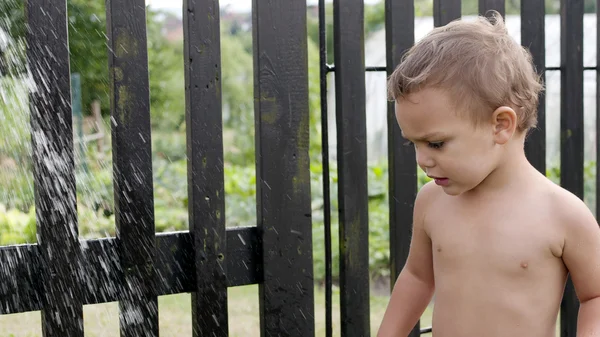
415,180 -> 443,207
543,179 -> 596,231
542,178 -> 600,302
414,181 -> 443,215
413,181 -> 446,235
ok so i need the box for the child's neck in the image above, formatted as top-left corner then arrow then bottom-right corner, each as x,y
467,137 -> 538,197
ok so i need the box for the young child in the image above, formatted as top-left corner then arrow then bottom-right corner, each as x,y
378,12 -> 600,337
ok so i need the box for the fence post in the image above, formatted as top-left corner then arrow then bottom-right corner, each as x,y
333,1 -> 371,336
252,0 -> 315,335
479,0 -> 505,18
479,0 -> 549,213
26,0 -> 84,335
385,0 -> 420,336
105,0 -> 158,335
183,0 -> 229,335
433,0 -> 461,27
596,0 -> 600,219
560,0 -> 584,336
522,0 -> 546,174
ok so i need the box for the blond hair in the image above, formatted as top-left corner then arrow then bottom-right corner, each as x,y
387,11 -> 543,133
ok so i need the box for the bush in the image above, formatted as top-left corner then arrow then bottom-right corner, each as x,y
0,203 -> 36,245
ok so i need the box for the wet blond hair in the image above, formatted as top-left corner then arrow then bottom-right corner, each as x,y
387,11 -> 543,133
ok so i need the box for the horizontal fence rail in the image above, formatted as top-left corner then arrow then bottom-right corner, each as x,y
0,227 -> 261,315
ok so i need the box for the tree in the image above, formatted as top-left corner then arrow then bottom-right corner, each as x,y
1,0 -> 185,126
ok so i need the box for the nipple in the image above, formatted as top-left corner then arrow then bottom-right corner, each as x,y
520,262 -> 528,269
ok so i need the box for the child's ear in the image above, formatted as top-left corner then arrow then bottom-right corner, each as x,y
491,106 -> 517,144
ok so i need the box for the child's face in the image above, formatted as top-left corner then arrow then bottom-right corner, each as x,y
395,87 -> 501,196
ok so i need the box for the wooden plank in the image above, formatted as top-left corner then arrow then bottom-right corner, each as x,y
252,0 -> 315,336
521,0 -> 546,174
182,0 -> 228,335
0,244 -> 44,313
333,1 -> 370,336
559,1 -> 584,336
385,1 -> 420,336
433,0 -> 461,27
154,228 -> 262,293
105,0 -> 158,335
0,227 -> 262,315
317,0 -> 334,335
478,0 -> 505,18
597,0 -> 600,219
25,0 -> 84,335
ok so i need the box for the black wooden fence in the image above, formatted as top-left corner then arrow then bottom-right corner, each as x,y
0,0 -> 589,336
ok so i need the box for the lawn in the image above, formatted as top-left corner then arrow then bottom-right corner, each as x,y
0,285 -> 434,336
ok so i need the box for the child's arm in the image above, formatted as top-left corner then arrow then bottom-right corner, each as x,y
559,193 -> 600,336
377,182 -> 436,337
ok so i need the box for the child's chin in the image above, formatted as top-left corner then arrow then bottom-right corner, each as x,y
442,188 -> 462,196
439,184 -> 464,196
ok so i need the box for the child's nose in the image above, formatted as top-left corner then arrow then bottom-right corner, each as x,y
416,149 -> 435,169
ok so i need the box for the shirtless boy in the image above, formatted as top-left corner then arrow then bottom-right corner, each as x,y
377,12 -> 600,337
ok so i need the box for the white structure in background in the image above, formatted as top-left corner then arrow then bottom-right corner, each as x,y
326,14 -> 598,168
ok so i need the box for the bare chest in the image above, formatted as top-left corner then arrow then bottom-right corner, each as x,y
426,206 -> 564,277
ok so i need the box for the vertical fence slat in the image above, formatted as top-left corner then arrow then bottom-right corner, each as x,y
318,0 -> 333,336
183,0 -> 228,335
478,0 -> 505,18
559,1 -> 584,336
105,0 -> 158,335
433,0 -> 461,27
385,0 -> 419,336
597,0 -> 600,220
333,1 -> 370,336
26,0 -> 84,334
522,0 -> 546,174
252,1 -> 315,336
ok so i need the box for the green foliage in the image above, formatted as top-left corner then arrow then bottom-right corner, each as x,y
1,0 -> 190,129
220,30 -> 255,165
0,0 -> 24,38
0,204 -> 35,245
0,77 -> 31,163
0,0 -> 26,76
146,17 -> 186,131
152,131 -> 187,162
66,0 -> 111,117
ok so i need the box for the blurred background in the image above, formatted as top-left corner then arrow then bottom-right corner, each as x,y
0,0 -> 597,335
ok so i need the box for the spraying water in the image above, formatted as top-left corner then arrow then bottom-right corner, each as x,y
0,0 -> 118,246
0,1 -> 37,245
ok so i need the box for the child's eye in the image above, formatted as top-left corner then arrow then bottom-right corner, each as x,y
428,142 -> 444,149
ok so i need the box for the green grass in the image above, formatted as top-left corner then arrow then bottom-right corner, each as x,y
0,285 -> 434,336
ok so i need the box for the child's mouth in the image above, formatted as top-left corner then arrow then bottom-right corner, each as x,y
430,176 -> 449,186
